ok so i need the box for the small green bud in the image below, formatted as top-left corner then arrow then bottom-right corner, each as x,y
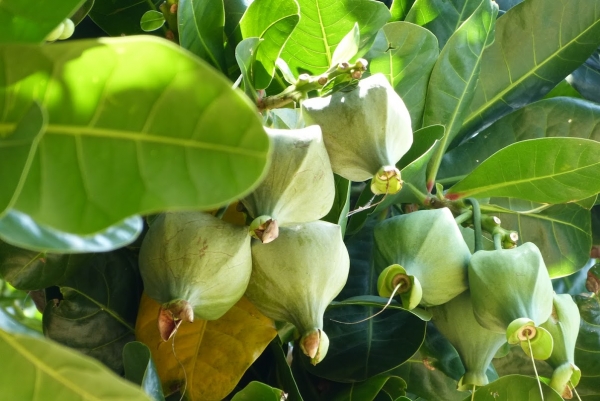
371,166 -> 402,195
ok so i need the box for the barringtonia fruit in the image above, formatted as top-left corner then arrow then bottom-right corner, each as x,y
469,242 -> 554,360
302,73 -> 412,194
432,291 -> 507,390
374,208 -> 470,309
242,126 -> 335,242
541,293 -> 581,398
139,211 -> 252,340
245,220 -> 349,365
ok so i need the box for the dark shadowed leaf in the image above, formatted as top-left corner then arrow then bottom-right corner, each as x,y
123,341 -> 166,401
405,0 -> 484,49
43,249 -> 142,374
0,37 -> 269,234
461,0 -> 600,138
0,210 -> 142,254
322,175 -> 351,236
70,0 -> 95,26
570,48 -> 600,104
90,0 -> 163,36
390,0 -> 415,22
573,294 -> 600,399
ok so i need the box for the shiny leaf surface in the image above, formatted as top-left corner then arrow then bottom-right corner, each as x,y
123,341 -> 166,401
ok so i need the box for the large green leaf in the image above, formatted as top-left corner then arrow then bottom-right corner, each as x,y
0,210 -> 142,254
269,339 -> 303,401
466,374 -> 563,400
405,0 -> 484,49
570,49 -> 600,104
0,102 -> 45,217
123,341 -> 165,401
440,97 -> 600,186
240,0 -> 300,89
389,0 -> 415,22
43,249 -> 141,374
446,138 -> 600,204
0,0 -> 84,43
280,0 -> 390,75
70,0 -> 96,26
422,0 -> 497,188
89,0 -> 163,36
573,294 -> 600,399
327,375 -> 406,401
461,0 -> 600,138
0,329 -> 151,400
367,22 -> 439,129
0,37 -> 270,234
482,198 -> 591,278
178,0 -> 227,72
322,174 -> 351,236
303,218 -> 426,382
231,381 -> 285,400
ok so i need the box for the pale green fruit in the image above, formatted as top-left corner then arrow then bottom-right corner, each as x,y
45,22 -> 65,42
58,19 -> 75,40
374,208 -> 470,308
302,73 -> 412,184
242,126 -> 335,227
541,293 -> 581,397
432,291 -> 507,390
468,242 -> 554,335
139,211 -> 252,339
246,220 -> 349,364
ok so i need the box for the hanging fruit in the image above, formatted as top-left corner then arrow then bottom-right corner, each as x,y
468,242 -> 554,360
244,220 -> 350,365
431,291 -> 507,391
138,211 -> 252,341
302,73 -> 413,195
241,126 -> 335,243
374,208 -> 471,309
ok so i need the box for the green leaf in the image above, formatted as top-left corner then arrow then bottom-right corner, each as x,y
140,10 -> 166,32
90,0 -> 163,36
240,0 -> 300,89
0,329 -> 151,400
0,37 -> 269,234
0,0 -> 84,43
570,49 -> 600,104
0,210 -> 142,254
446,138 -> 600,204
236,37 -> 262,100
43,249 -> 141,373
573,294 -> 600,398
329,295 -> 432,321
70,0 -> 95,26
0,102 -> 45,217
543,80 -> 583,100
280,0 -> 390,75
389,0 -> 415,22
303,218 -> 426,382
465,374 -> 563,400
225,0 -> 252,39
232,381 -> 285,400
178,0 -> 227,72
367,22 -> 439,129
322,175 -> 351,236
0,244 -> 86,290
405,0 -> 484,49
423,0 -> 497,188
522,215 -> 594,276
270,338 -> 303,401
123,341 -> 166,401
331,23 -> 360,67
439,97 -> 600,186
461,0 -> 600,138
327,375 -> 405,401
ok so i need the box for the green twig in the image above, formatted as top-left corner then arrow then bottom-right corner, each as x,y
464,198 -> 482,252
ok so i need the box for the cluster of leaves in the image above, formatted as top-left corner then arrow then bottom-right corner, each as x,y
1,0 -> 600,400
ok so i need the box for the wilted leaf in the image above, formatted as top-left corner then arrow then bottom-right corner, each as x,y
135,294 -> 276,401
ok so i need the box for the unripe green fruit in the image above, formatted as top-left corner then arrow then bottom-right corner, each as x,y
245,220 -> 349,365
302,73 -> 413,188
431,291 -> 507,391
374,208 -> 470,308
242,126 -> 335,227
45,22 -> 65,42
139,211 -> 252,340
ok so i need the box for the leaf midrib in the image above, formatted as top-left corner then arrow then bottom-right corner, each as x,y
0,123 -> 266,158
0,330 -> 105,401
463,5 -> 600,127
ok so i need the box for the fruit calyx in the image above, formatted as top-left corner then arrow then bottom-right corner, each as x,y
249,215 -> 279,243
158,299 -> 194,341
371,166 -> 402,195
300,328 -> 330,366
377,264 -> 422,310
507,317 -> 554,360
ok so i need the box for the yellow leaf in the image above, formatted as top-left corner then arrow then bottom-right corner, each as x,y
135,293 -> 276,401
